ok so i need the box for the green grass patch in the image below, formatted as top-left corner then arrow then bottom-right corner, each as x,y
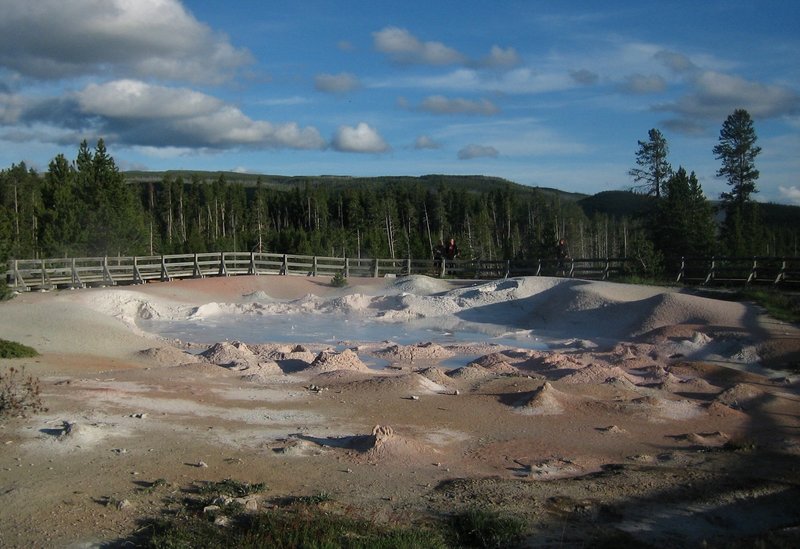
196,479 -> 266,498
121,480 -> 532,548
448,508 -> 527,548
0,339 -> 38,359
738,288 -> 800,324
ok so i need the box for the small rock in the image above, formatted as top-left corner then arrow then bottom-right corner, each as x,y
213,515 -> 231,527
409,395 -> 419,401
196,461 -> 208,468
116,499 -> 131,510
203,505 -> 221,514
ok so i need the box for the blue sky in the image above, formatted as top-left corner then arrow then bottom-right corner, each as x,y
1,0 -> 798,203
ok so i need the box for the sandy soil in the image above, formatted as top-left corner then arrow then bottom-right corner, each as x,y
1,274 -> 799,547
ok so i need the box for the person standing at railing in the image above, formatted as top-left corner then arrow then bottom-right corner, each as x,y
555,238 -> 570,276
444,238 -> 459,261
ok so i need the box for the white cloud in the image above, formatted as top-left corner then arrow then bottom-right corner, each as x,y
26,79 -> 326,150
380,67 -> 576,95
458,144 -> 498,160
314,72 -> 360,94
478,45 -> 521,68
76,80 -> 222,119
332,122 -> 389,153
656,70 -> 800,129
419,96 -> 499,116
0,0 -> 252,83
373,27 -> 464,65
414,135 -> 440,149
778,186 -> 800,205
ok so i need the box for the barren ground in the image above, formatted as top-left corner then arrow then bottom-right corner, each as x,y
1,275 -> 799,547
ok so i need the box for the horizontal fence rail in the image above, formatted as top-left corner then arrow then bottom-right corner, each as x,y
5,253 -> 800,291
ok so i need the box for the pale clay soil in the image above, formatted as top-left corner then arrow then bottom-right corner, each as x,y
1,275 -> 799,547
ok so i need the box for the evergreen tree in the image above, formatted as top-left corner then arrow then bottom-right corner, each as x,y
629,128 -> 672,198
652,167 -> 716,266
713,109 -> 762,255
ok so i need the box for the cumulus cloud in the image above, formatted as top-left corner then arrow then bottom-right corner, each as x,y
314,72 -> 360,94
373,27 -> 464,65
655,70 -> 800,131
11,79 -> 326,150
0,0 -> 252,83
420,95 -> 499,115
779,185 -> 800,205
332,122 -> 389,153
414,135 -> 440,149
478,45 -> 521,68
457,144 -> 498,160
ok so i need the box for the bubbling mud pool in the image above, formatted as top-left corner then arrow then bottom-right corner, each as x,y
138,311 -> 550,350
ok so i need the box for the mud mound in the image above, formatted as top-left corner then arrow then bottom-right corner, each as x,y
239,360 -> 284,382
560,364 -> 637,385
136,346 -> 200,366
516,382 -> 568,415
673,431 -> 730,448
448,363 -> 495,382
625,396 -> 705,421
200,341 -> 257,368
417,367 -> 457,388
336,372 -> 450,395
715,384 -> 766,410
268,344 -> 319,367
374,342 -> 454,362
302,349 -> 370,374
359,425 -> 436,461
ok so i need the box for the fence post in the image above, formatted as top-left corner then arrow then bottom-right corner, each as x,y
746,257 -> 757,285
676,257 -> 685,282
313,256 -> 318,277
71,258 -> 81,288
703,257 -> 715,285
160,255 -> 170,282
373,258 -> 379,278
249,252 -> 257,275
344,257 -> 350,278
281,254 -> 288,275
133,257 -> 143,284
603,258 -> 610,280
102,256 -> 114,286
775,259 -> 786,286
218,252 -> 228,276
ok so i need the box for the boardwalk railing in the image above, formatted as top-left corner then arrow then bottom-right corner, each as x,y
5,252 -> 800,291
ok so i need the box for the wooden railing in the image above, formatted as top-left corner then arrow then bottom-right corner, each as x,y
5,252 -> 799,291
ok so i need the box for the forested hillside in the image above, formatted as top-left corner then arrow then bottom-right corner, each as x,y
2,141 -> 798,275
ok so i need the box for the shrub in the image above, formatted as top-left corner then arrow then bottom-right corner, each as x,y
0,366 -> 47,418
331,270 -> 348,287
448,508 -> 527,548
0,339 -> 38,359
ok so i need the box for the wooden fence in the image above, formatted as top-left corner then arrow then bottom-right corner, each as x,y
5,252 -> 800,292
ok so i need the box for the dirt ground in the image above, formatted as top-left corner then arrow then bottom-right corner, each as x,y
1,275 -> 799,547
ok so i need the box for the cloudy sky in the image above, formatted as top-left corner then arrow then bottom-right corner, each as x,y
1,0 -> 798,203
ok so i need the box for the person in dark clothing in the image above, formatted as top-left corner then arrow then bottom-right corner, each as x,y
444,238 -> 459,260
555,238 -> 570,275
